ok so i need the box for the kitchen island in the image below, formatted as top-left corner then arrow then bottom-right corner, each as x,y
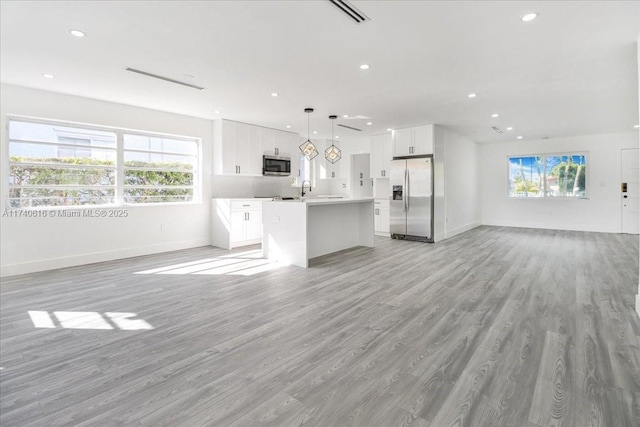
262,198 -> 375,268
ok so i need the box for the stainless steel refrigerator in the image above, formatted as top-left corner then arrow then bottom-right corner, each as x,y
389,156 -> 434,242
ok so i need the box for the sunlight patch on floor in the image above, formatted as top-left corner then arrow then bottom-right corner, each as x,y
133,249 -> 285,276
28,311 -> 153,330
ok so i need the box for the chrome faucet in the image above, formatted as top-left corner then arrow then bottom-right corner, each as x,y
301,180 -> 312,197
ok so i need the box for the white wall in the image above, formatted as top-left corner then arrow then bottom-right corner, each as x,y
636,37 -> 640,319
0,84 -> 213,276
442,127 -> 481,238
480,132 -> 639,233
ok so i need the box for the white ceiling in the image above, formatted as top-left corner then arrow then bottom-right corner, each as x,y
1,1 -> 638,144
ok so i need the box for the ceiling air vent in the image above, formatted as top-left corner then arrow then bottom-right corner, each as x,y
492,126 -> 503,134
125,68 -> 205,90
337,124 -> 362,132
328,0 -> 370,24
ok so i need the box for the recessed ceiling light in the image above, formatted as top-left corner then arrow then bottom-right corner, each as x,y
521,13 -> 538,22
271,92 -> 279,97
634,124 -> 640,129
69,29 -> 86,38
360,64 -> 370,70
336,136 -> 340,139
343,114 -> 349,118
213,110 -> 221,114
313,131 -> 318,134
492,113 -> 499,118
517,136 -> 523,140
387,128 -> 393,132
286,125 -> 291,129
43,73 -> 55,79
506,127 -> 513,130
468,93 -> 477,98
366,122 -> 372,126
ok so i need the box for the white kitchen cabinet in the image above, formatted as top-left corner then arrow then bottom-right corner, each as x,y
217,120 -> 239,175
211,199 -> 262,249
351,153 -> 373,199
374,199 -> 390,236
288,133 -> 302,180
371,133 -> 392,178
260,127 -> 276,155
214,119 -> 302,178
392,124 -> 434,157
236,122 -> 262,175
213,119 -> 261,176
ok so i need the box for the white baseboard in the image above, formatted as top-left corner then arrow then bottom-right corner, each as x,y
445,222 -> 482,240
0,238 -> 209,277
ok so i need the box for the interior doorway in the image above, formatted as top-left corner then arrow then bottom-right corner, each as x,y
621,148 -> 639,234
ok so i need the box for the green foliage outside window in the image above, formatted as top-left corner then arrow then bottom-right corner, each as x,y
9,156 -> 194,207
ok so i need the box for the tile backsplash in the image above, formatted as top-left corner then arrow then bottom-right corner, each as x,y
210,175 -> 337,198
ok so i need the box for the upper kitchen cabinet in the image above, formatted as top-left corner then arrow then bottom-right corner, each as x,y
259,127 -> 277,156
288,133 -> 302,179
213,119 -> 261,176
371,133 -> 392,178
214,119 -> 300,176
392,124 -> 434,157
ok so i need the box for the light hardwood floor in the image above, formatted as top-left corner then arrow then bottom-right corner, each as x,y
1,226 -> 639,426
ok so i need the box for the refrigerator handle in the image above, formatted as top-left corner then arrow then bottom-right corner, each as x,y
404,168 -> 409,212
406,168 -> 410,212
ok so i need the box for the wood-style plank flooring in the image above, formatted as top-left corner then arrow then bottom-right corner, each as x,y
1,226 -> 639,426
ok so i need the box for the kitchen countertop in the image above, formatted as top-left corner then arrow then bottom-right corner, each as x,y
266,197 -> 373,205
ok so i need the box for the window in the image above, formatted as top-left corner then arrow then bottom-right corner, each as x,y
8,118 -> 200,208
508,153 -> 587,198
123,134 -> 197,203
8,120 -> 117,207
298,155 -> 312,183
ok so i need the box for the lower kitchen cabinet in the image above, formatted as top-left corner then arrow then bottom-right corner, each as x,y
374,199 -> 390,236
211,199 -> 263,249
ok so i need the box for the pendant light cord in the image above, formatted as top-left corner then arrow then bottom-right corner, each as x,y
332,117 -> 334,144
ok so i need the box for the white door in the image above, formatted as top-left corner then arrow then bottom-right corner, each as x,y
622,148 -> 639,234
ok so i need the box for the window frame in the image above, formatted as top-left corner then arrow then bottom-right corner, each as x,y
6,115 -> 201,209
507,152 -> 589,199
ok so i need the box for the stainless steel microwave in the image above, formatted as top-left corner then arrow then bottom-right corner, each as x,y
263,155 -> 291,176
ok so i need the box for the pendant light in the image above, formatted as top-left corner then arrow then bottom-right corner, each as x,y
325,115 -> 341,164
299,108 -> 319,160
